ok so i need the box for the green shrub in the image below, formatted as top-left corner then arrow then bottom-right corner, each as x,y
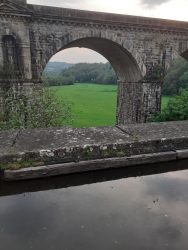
0,87 -> 72,130
152,89 -> 188,122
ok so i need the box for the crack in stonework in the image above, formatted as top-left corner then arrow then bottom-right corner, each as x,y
116,125 -> 134,137
11,130 -> 22,147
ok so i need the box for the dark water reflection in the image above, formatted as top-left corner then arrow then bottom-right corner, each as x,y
1,160 -> 188,250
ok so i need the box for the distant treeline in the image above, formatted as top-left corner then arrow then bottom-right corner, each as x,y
44,61 -> 73,75
43,62 -> 117,86
43,58 -> 188,96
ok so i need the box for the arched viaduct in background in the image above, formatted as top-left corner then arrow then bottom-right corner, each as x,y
0,0 -> 188,125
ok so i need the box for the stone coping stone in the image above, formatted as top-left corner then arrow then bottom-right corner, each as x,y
13,126 -> 130,151
0,130 -> 20,156
3,151 -> 177,181
118,120 -> 188,140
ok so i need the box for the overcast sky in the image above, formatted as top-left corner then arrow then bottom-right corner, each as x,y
28,0 -> 188,63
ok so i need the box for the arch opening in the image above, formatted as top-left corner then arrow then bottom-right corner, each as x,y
42,37 -> 146,127
43,47 -> 118,128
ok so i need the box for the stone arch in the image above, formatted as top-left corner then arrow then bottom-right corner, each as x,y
39,34 -> 157,125
41,34 -> 146,83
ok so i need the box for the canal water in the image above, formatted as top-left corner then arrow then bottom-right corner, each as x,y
0,160 -> 188,250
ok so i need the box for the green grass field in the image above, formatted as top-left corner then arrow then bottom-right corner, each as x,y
161,96 -> 172,109
51,84 -> 172,128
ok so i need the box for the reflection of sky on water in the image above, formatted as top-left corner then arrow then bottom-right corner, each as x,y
1,168 -> 188,249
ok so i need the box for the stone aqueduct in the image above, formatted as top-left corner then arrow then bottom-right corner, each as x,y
0,0 -> 188,124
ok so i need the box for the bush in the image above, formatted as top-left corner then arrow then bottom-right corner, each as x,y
0,86 -> 72,130
152,89 -> 188,122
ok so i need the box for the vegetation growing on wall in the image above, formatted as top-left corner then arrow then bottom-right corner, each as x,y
143,64 -> 165,83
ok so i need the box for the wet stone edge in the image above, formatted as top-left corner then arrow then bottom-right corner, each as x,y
3,149 -> 188,181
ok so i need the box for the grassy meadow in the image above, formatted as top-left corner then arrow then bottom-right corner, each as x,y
51,84 -> 172,128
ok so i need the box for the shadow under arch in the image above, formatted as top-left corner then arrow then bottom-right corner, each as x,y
180,47 -> 188,62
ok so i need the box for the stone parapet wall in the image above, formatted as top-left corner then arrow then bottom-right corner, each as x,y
27,4 -> 188,31
0,121 -> 188,181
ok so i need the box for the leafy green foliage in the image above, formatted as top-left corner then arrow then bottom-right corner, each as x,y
152,89 -> 188,122
0,87 -> 72,130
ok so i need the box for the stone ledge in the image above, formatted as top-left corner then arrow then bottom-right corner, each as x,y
177,149 -> 188,159
3,151 -> 177,181
0,121 -> 188,181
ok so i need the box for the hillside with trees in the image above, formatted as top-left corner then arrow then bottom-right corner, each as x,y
44,61 -> 73,75
43,62 -> 117,86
